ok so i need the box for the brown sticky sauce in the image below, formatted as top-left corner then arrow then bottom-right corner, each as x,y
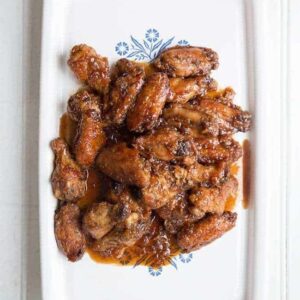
59,113 -> 77,145
137,62 -> 156,77
77,168 -> 103,209
242,139 -> 251,208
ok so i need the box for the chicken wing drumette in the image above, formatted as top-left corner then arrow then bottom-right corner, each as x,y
54,203 -> 86,261
51,138 -> 87,201
68,44 -> 110,94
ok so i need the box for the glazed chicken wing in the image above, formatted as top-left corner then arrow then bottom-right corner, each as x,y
54,203 -> 86,262
68,44 -> 110,94
127,72 -> 169,132
177,211 -> 237,252
73,110 -> 106,167
168,76 -> 217,104
189,176 -> 238,217
51,138 -> 87,201
163,94 -> 251,136
67,89 -> 101,122
83,202 -> 130,240
134,127 -> 195,163
105,59 -> 145,124
90,203 -> 151,257
156,193 -> 202,234
96,143 -> 151,187
153,46 -> 219,77
197,97 -> 252,133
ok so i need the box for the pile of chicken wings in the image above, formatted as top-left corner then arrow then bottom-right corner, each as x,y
51,44 -> 251,263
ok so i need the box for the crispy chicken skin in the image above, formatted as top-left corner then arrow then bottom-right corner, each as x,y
68,44 -> 110,94
168,76 -> 217,104
153,46 -> 219,77
82,202 -> 130,240
54,203 -> 86,262
189,176 -> 238,217
67,89 -> 101,122
96,143 -> 151,187
73,110 -> 106,167
127,72 -> 169,132
177,212 -> 237,251
51,138 -> 87,201
105,59 -> 145,124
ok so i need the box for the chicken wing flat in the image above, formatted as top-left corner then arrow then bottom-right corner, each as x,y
134,127 -> 195,162
127,72 -> 169,132
177,212 -> 237,252
96,143 -> 151,187
54,203 -> 86,262
189,176 -> 238,217
51,138 -> 87,201
73,110 -> 106,167
168,76 -> 217,104
68,44 -> 110,94
83,202 -> 130,240
153,46 -> 219,77
67,89 -> 101,122
163,96 -> 251,136
105,59 -> 145,124
197,96 -> 252,133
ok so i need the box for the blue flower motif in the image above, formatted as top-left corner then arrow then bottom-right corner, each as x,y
145,29 -> 159,43
115,42 -> 129,56
179,253 -> 193,263
178,40 -> 189,46
148,267 -> 163,277
114,29 -> 174,61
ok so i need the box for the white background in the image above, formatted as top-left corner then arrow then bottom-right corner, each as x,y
0,0 -> 299,299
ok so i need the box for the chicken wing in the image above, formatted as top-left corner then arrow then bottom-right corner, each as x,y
189,176 -> 238,217
68,44 -> 110,94
54,203 -> 86,261
67,89 -> 101,122
90,204 -> 151,257
168,76 -> 217,104
96,143 -> 151,187
105,59 -> 145,124
153,46 -> 219,77
51,138 -> 87,201
127,72 -> 169,132
73,110 -> 106,167
82,202 -> 130,240
134,127 -> 195,162
156,193 -> 202,234
177,212 -> 237,251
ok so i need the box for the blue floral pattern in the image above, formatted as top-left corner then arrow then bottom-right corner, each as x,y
179,253 -> 193,263
115,29 -> 189,61
148,267 -> 163,277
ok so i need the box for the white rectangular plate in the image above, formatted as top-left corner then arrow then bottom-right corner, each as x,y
39,0 -> 286,299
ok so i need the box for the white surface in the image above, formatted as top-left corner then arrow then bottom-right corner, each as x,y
0,0 -> 299,299
38,1 -> 283,300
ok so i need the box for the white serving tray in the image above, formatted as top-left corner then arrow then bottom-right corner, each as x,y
39,0 -> 286,299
